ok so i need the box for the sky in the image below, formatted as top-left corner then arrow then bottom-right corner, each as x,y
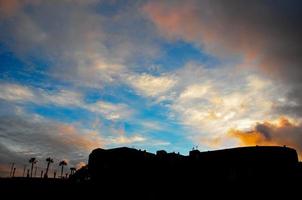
0,0 -> 302,177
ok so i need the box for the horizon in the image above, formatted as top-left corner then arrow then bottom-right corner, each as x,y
2,144 -> 299,178
1,0 -> 302,177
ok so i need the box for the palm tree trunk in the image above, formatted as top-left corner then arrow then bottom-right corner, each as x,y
12,168 -> 16,177
30,163 -> 34,178
9,163 -> 15,177
45,162 -> 50,178
34,166 -> 37,177
23,165 -> 26,177
61,165 -> 64,178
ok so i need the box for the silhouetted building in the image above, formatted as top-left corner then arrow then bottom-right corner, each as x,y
87,146 -> 300,184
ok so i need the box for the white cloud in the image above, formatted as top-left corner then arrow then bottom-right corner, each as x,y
43,90 -> 83,107
108,135 -> 146,145
179,84 -> 211,100
85,101 -> 132,121
127,73 -> 177,98
0,83 -> 34,102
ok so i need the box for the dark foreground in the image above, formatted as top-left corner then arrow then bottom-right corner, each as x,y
0,177 -> 301,198
2,146 -> 302,198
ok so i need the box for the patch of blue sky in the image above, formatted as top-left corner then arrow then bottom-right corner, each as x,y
83,84 -> 132,104
29,104 -> 94,124
151,41 -> 221,73
0,44 -> 70,90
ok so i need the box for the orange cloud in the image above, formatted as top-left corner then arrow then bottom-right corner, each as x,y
228,117 -> 302,159
57,124 -> 104,151
143,1 -> 260,57
0,0 -> 40,17
0,0 -> 20,17
75,161 -> 86,169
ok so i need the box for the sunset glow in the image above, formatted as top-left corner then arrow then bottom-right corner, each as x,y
1,0 -> 301,176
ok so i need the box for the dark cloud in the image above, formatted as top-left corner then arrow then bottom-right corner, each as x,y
229,117 -> 302,159
143,0 -> 302,117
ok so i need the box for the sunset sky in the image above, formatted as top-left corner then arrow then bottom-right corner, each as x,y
1,0 -> 302,176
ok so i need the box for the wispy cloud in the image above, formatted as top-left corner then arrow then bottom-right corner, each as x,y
85,101 -> 133,121
0,83 -> 35,102
0,82 -> 133,121
108,135 -> 146,145
0,0 -> 160,88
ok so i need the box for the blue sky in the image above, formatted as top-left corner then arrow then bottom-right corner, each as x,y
1,0 -> 302,176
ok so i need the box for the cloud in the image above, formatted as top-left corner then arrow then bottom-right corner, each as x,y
179,84 -> 211,101
44,90 -> 83,107
127,73 -> 177,98
123,61 -> 288,150
0,82 -> 133,121
85,101 -> 133,121
163,63 -> 285,148
0,115 -> 104,156
0,0 -> 40,18
0,83 -> 35,102
228,117 -> 302,158
0,0 -> 160,87
143,0 -> 302,117
108,135 -> 146,145
0,114 -> 104,176
0,100 -> 161,176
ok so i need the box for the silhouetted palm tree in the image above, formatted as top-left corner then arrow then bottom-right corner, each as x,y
23,165 -> 26,177
9,162 -> 15,177
29,157 -> 37,178
44,157 -> 53,178
59,160 -> 67,178
12,168 -> 16,177
34,166 -> 37,177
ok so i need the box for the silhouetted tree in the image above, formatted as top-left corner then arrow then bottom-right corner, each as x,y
23,165 -> 26,177
9,162 -> 15,177
59,160 -> 67,178
34,166 -> 37,177
44,157 -> 53,178
54,170 -> 57,179
29,157 -> 37,178
12,168 -> 16,177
